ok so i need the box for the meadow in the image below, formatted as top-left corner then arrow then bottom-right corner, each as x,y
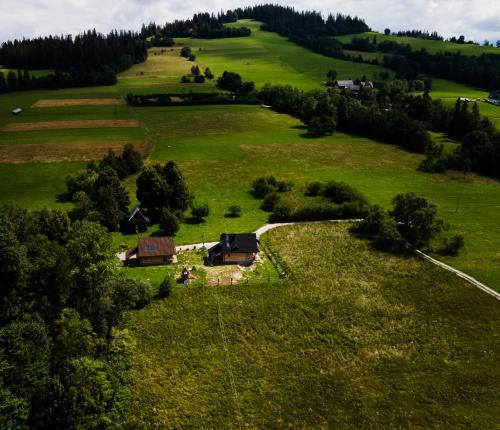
336,31 -> 500,56
123,222 -> 500,429
0,20 -> 499,291
177,20 -> 392,90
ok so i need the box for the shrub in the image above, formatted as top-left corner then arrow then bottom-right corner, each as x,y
276,180 -> 293,192
439,234 -> 465,255
194,75 -> 205,83
191,65 -> 200,75
181,75 -> 191,83
262,192 -> 281,212
205,68 -> 214,79
305,181 -> 323,196
188,54 -> 196,62
228,205 -> 242,217
375,218 -> 405,251
252,176 -> 276,198
180,47 -> 191,58
355,205 -> 387,235
323,181 -> 367,205
159,209 -> 179,236
158,276 -> 173,298
191,203 -> 209,220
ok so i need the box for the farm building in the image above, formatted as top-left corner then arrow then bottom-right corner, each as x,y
126,206 -> 150,233
208,233 -> 259,266
335,80 -> 373,94
126,236 -> 176,266
11,107 -> 23,115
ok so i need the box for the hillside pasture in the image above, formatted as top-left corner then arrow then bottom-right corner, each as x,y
177,20 -> 392,91
124,104 -> 500,291
118,46 -> 216,94
124,222 -> 500,429
336,32 -> 500,56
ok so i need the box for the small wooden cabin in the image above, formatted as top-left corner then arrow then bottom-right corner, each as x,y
208,233 -> 259,266
126,206 -> 150,233
126,236 -> 175,266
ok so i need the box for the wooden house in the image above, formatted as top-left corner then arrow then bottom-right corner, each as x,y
126,236 -> 176,266
208,233 -> 259,266
126,206 -> 150,233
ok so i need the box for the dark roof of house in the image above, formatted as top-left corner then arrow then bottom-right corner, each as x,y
218,233 -> 259,254
128,206 -> 150,224
138,236 -> 175,257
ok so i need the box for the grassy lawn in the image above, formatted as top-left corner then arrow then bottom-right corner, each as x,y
177,20 -> 392,90
336,32 -> 500,56
123,222 -> 500,429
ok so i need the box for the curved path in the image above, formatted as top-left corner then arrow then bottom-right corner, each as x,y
172,220 -> 499,301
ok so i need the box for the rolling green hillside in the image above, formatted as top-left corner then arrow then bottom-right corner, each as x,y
177,20 -> 392,90
336,32 -> 500,56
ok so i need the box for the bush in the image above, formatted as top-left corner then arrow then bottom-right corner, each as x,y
194,75 -> 205,83
205,68 -> 214,79
159,209 -> 179,236
323,181 -> 367,205
180,47 -> 191,58
305,181 -> 323,196
116,279 -> 154,310
191,65 -> 200,75
276,180 -> 293,192
228,205 -> 242,217
251,176 -> 276,198
188,54 -> 196,62
181,75 -> 191,83
158,276 -> 173,298
439,235 -> 465,255
375,218 -> 405,251
355,205 -> 387,235
262,192 -> 280,212
191,203 -> 209,220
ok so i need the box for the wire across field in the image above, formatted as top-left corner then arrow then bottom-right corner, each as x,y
0,140 -> 147,163
31,98 -> 125,108
2,119 -> 140,132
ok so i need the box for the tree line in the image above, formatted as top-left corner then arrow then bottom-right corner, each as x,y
140,11 -> 250,39
0,30 -> 147,94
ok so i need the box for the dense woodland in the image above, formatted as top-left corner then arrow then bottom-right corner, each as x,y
0,30 -> 147,92
0,204 -> 155,428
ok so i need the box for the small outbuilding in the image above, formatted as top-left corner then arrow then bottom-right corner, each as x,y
208,233 -> 259,266
126,236 -> 176,266
11,107 -> 23,115
126,206 -> 150,233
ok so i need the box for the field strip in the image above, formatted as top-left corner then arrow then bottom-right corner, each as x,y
0,140 -> 145,163
175,220 -> 500,301
2,119 -> 140,132
31,98 -> 125,108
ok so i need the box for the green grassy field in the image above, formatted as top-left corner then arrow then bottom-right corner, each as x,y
123,222 -> 500,429
0,21 -> 499,291
177,20 -> 392,90
336,32 -> 500,56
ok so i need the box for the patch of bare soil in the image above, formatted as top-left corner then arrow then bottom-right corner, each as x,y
31,98 -> 125,108
0,140 -> 146,163
2,119 -> 140,132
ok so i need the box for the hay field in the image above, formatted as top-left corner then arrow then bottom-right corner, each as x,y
31,98 -> 125,108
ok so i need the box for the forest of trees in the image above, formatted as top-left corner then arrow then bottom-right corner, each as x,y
140,11 -> 250,39
0,204 -> 156,428
0,30 -> 147,93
